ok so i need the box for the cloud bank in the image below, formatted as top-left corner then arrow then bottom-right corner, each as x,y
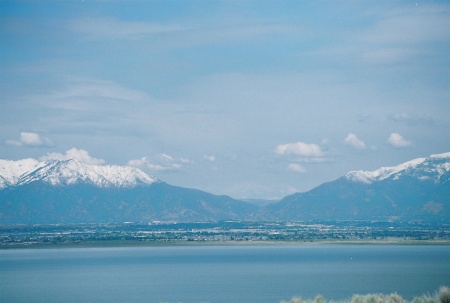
40,148 -> 105,165
287,163 -> 306,173
128,154 -> 185,172
275,142 -> 323,157
388,133 -> 413,148
344,133 -> 366,150
5,132 -> 52,147
203,155 -> 216,162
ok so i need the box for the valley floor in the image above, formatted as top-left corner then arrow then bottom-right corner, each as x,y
1,220 -> 449,248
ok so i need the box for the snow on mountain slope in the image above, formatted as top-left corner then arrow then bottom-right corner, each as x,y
0,159 -> 157,189
345,152 -> 450,184
0,159 -> 46,189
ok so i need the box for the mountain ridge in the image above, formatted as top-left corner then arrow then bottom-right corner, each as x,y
0,152 -> 449,224
0,158 -> 257,224
0,158 -> 157,189
344,152 -> 450,184
258,152 -> 450,222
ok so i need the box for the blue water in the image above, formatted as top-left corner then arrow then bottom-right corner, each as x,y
1,245 -> 449,303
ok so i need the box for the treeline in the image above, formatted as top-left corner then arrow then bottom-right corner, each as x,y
281,286 -> 450,303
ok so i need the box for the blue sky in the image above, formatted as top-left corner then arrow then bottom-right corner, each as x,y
1,0 -> 449,199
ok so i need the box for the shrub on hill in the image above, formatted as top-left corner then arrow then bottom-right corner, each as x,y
280,286 -> 450,303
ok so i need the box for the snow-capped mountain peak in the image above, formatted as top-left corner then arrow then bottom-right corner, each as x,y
0,158 -> 157,189
0,158 -> 46,189
345,152 -> 450,184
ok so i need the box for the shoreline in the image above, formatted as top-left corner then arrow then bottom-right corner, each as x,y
2,238 -> 450,249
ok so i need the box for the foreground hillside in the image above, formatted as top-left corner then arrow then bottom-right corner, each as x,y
281,286 -> 450,303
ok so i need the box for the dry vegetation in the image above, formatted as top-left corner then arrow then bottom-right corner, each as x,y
280,286 -> 450,303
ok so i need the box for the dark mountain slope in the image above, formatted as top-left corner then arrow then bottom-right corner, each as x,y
258,153 -> 450,222
0,181 -> 258,224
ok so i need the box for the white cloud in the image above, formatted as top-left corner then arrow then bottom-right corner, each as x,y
127,157 -> 149,168
20,132 -> 42,146
128,154 -> 185,171
344,133 -> 366,149
387,132 -> 413,148
5,132 -> 52,147
287,163 -> 306,173
160,153 -> 174,162
275,142 -> 323,157
40,148 -> 105,165
203,155 -> 216,162
147,162 -> 181,171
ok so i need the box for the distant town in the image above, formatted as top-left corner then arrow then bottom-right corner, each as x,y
1,220 -> 449,247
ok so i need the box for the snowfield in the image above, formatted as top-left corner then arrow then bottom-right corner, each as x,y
0,159 -> 156,189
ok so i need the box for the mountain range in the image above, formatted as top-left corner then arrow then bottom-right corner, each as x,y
0,159 -> 257,224
258,152 -> 450,222
0,152 -> 449,224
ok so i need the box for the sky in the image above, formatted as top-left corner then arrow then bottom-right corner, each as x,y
1,0 -> 449,199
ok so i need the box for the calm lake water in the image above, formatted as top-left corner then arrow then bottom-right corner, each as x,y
1,245 -> 449,303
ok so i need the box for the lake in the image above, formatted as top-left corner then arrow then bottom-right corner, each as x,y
1,245 -> 449,303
